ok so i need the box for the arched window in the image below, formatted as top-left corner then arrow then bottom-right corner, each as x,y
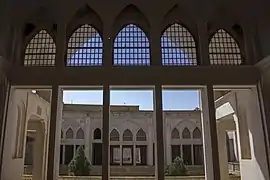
110,129 -> 120,141
94,128 -> 102,139
66,128 -> 74,139
24,30 -> 56,66
182,128 -> 191,139
171,128 -> 180,139
66,24 -> 103,66
209,29 -> 242,65
61,130 -> 64,138
193,127 -> 202,139
114,24 -> 150,66
161,24 -> 197,66
123,129 -> 133,141
76,128 -> 84,139
136,129 -> 146,141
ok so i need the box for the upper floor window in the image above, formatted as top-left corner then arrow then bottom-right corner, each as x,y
209,29 -> 242,65
123,129 -> 133,141
24,30 -> 56,66
110,129 -> 120,141
76,128 -> 84,139
113,24 -> 150,66
161,24 -> 197,66
66,24 -> 103,66
136,129 -> 146,141
94,128 -> 102,140
182,127 -> 191,139
66,128 -> 74,139
171,128 -> 180,139
193,127 -> 201,139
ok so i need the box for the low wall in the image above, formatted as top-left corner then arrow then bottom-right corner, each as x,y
23,175 -> 240,180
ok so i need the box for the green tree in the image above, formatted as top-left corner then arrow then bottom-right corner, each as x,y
165,156 -> 187,176
68,146 -> 91,176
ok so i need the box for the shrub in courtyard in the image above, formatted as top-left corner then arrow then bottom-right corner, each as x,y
165,156 -> 187,176
68,146 -> 91,176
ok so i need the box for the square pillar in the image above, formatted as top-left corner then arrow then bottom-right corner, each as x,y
154,85 -> 164,180
47,86 -> 63,180
55,23 -> 66,67
217,124 -> 229,180
197,21 -> 210,65
102,85 -> 110,180
200,85 -> 220,180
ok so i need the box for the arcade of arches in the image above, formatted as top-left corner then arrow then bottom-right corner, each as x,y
1,1 -> 270,180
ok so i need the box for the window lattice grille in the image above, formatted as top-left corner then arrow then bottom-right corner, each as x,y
209,29 -> 242,65
161,24 -> 197,66
114,24 -> 150,66
24,30 -> 56,66
67,24 -> 103,66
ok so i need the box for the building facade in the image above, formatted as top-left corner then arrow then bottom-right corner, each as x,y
58,104 -> 204,175
0,0 -> 270,179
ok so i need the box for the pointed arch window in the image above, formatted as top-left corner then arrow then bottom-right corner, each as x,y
24,30 -> 56,66
76,128 -> 84,139
114,24 -> 150,66
161,24 -> 197,66
136,129 -> 146,141
123,129 -> 133,141
110,129 -> 120,141
193,127 -> 201,139
66,128 -> 74,139
171,128 -> 180,139
182,128 -> 191,139
209,29 -> 242,65
94,128 -> 102,140
66,24 -> 103,66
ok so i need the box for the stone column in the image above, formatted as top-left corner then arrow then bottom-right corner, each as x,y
84,115 -> 91,161
133,144 -> 136,166
147,120 -> 153,166
32,122 -> 46,180
154,85 -> 164,180
47,86 -> 62,180
102,84 -> 110,180
200,85 -> 220,180
165,119 -> 172,166
217,123 -> 229,180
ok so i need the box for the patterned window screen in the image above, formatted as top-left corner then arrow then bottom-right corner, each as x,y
114,24 -> 150,66
161,24 -> 197,66
67,24 -> 103,66
24,30 -> 56,66
209,29 -> 242,65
